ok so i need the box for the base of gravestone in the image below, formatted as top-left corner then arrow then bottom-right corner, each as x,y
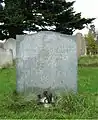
16,86 -> 77,102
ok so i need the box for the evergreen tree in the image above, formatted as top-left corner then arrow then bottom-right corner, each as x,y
0,0 -> 95,39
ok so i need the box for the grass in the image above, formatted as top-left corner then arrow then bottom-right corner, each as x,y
78,55 -> 98,66
78,67 -> 98,93
0,56 -> 98,119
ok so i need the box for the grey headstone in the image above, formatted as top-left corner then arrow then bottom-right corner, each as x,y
76,33 -> 86,57
4,38 -> 16,59
0,48 -> 13,68
16,31 -> 77,98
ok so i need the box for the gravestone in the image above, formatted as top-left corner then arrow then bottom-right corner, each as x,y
4,38 -> 16,59
16,31 -> 77,98
76,33 -> 86,57
0,48 -> 13,68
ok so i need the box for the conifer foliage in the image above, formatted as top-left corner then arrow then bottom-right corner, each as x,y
0,0 -> 95,38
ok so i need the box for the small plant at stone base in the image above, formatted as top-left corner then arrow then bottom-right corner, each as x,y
37,91 -> 56,108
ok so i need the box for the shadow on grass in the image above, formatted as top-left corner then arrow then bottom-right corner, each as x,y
7,90 -> 39,113
78,63 -> 98,67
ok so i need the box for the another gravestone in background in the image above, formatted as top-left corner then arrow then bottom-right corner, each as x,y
16,31 -> 77,98
0,42 -> 4,48
0,39 -> 6,49
76,33 -> 87,57
0,48 -> 13,68
4,38 -> 16,59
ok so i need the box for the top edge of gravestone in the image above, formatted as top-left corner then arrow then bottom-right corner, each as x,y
16,31 -> 76,41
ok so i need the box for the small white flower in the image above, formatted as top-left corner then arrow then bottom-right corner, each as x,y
40,97 -> 48,103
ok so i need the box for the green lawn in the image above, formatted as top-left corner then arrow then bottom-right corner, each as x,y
78,67 -> 98,93
0,56 -> 98,119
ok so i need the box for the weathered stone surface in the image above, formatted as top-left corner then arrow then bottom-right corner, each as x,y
0,48 -> 13,68
4,38 -> 16,59
16,31 -> 77,97
76,33 -> 86,57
